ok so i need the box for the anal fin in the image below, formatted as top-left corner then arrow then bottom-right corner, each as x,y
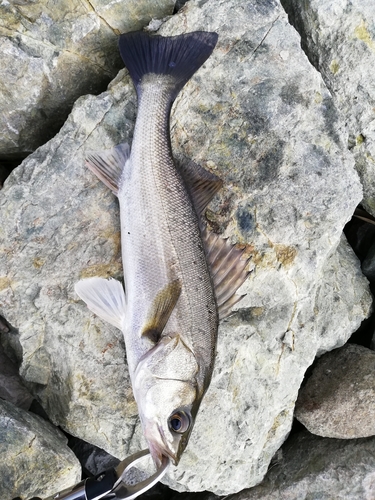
142,279 -> 182,343
203,228 -> 251,320
85,143 -> 130,195
75,277 -> 126,330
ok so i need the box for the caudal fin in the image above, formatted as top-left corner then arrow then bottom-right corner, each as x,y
118,30 -> 218,99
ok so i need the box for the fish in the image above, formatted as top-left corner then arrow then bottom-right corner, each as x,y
75,30 -> 250,467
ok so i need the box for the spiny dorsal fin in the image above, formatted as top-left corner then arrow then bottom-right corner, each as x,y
75,277 -> 126,330
202,228 -> 251,320
85,143 -> 130,195
179,160 -> 223,216
142,279 -> 182,343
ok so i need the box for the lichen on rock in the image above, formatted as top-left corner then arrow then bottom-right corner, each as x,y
0,0 -> 175,155
281,0 -> 375,216
0,399 -> 81,499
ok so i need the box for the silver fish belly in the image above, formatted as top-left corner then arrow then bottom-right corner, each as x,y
75,30 -> 249,466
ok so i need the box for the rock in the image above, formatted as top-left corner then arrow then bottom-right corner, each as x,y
170,492 -> 215,500
68,436 -> 120,476
345,214 -> 375,277
0,399 -> 81,500
362,241 -> 375,283
0,346 -> 34,410
0,0 -> 372,495
0,70 -> 140,465
295,343 -> 375,438
0,156 -> 26,188
0,315 -> 10,332
0,0 -> 175,155
280,0 -> 375,216
226,430 -> 375,500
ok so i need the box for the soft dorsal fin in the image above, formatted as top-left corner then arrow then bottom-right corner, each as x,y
203,229 -> 251,320
75,277 -> 126,330
179,160 -> 223,215
141,279 -> 182,343
85,143 -> 130,195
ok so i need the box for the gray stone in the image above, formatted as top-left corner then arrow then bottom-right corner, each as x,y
281,0 -> 375,216
362,241 -> 375,282
0,346 -> 34,410
0,399 -> 81,500
69,436 -> 120,476
228,431 -> 375,500
0,0 -> 372,495
0,72 -> 140,464
0,0 -> 175,155
295,343 -> 375,438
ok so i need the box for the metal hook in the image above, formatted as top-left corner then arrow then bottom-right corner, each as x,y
40,449 -> 169,500
111,449 -> 170,499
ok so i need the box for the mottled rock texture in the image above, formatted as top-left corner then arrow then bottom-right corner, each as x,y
0,0 -> 372,495
0,346 -> 34,410
281,0 -> 375,216
0,399 -> 81,499
226,431 -> 375,500
295,343 -> 375,438
0,0 -> 175,155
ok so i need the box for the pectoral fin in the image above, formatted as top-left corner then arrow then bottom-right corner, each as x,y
85,143 -> 130,195
75,277 -> 126,330
142,279 -> 182,343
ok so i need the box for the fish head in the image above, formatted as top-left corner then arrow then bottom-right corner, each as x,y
140,379 -> 198,466
133,333 -> 201,466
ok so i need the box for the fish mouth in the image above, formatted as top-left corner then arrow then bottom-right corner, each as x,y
147,425 -> 178,468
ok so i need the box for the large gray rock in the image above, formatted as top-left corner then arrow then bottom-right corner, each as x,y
0,0 -> 175,155
0,0 -> 371,495
226,431 -> 375,500
0,399 -> 81,500
295,343 -> 375,438
281,0 -> 375,216
0,72 -> 139,465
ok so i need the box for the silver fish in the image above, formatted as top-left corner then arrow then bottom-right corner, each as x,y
75,31 -> 249,466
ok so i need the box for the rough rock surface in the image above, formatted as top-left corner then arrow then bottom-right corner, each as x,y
0,0 -> 175,155
225,431 -> 375,500
0,346 -> 34,410
295,343 -> 375,438
0,0 -> 372,495
281,0 -> 375,216
0,399 -> 81,499
69,436 -> 120,476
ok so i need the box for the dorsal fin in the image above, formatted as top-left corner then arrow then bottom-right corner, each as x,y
85,143 -> 130,195
141,279 -> 182,343
179,160 -> 223,215
202,228 -> 251,320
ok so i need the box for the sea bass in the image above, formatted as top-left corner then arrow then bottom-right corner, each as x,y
75,31 -> 249,466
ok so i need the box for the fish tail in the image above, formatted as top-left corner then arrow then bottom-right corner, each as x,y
118,30 -> 218,99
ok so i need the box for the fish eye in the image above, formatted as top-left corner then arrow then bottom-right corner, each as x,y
168,410 -> 191,434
